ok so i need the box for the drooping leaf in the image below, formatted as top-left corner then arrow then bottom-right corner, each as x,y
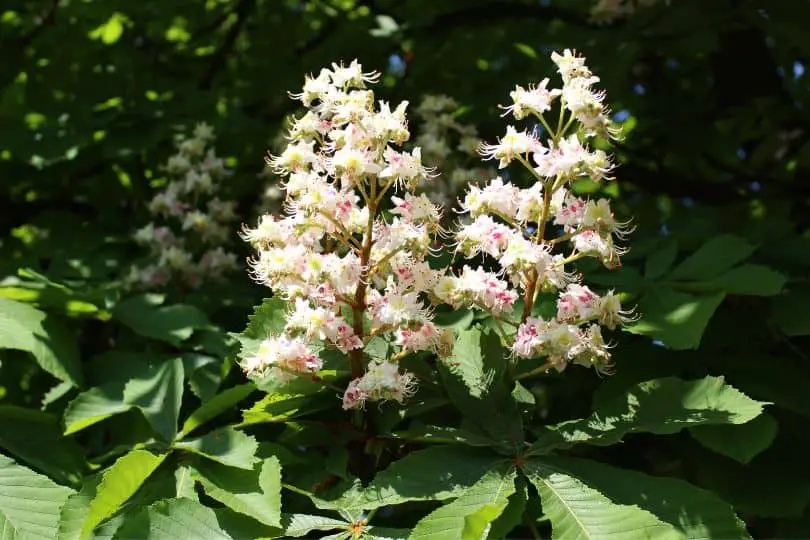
0,454 -> 74,540
0,405 -> 85,485
627,287 -> 726,349
112,498 -> 231,540
409,463 -> 517,540
667,235 -> 756,281
526,457 -> 751,539
194,456 -> 281,527
0,297 -> 83,386
529,376 -> 767,455
709,264 -> 786,296
175,466 -> 198,501
690,413 -> 778,464
348,446 -> 500,511
212,507 -> 281,539
122,357 -> 184,441
57,475 -> 101,540
239,381 -> 332,426
280,514 -> 347,537
438,328 -> 523,445
523,460 -> 678,540
173,427 -> 259,470
772,286 -> 810,336
486,477 -> 528,540
644,237 -> 679,280
63,385 -> 133,435
112,294 -> 209,346
180,383 -> 256,437
365,526 -> 410,539
183,353 -> 224,402
81,449 -> 167,538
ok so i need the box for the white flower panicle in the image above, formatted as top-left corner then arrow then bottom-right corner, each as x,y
129,124 -> 238,289
243,52 -> 634,406
241,61 -> 453,407
446,49 -> 634,374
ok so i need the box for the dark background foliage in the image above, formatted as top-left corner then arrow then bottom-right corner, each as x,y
1,0 -> 810,537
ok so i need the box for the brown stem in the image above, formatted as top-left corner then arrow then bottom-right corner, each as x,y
349,187 -> 377,377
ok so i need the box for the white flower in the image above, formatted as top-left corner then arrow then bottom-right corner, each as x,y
479,126 -> 544,168
242,335 -> 322,381
342,360 -> 417,410
501,79 -> 562,119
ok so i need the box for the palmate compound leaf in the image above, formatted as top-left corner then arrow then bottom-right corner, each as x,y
0,297 -> 83,386
524,457 -> 751,540
80,449 -> 167,539
112,498 -> 231,540
528,376 -> 768,456
0,454 -> 74,540
409,462 -> 517,540
192,456 -> 282,527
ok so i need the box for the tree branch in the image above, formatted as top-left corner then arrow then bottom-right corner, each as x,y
198,0 -> 256,90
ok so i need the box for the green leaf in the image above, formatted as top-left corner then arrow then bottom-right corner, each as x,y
194,457 -> 281,527
112,294 -> 209,346
365,526 -> 410,539
690,413 -> 778,463
238,298 -> 286,340
529,376 -> 767,455
486,477 -> 527,539
351,446 -> 499,511
0,405 -> 85,485
212,507 -> 280,539
81,449 -> 167,539
514,42 -> 538,59
526,457 -> 750,539
0,454 -> 74,539
524,460 -> 677,540
58,475 -> 101,540
123,357 -> 184,441
627,287 -> 725,349
64,385 -> 132,435
667,235 -> 756,281
772,286 -> 810,336
175,465 -> 198,501
392,425 -> 498,447
180,383 -> 256,437
644,237 -> 679,280
239,381 -> 331,426
173,427 -> 258,470
280,514 -> 347,537
410,463 -> 517,540
709,264 -> 786,296
438,328 -> 522,444
233,298 -> 290,375
0,297 -> 82,386
113,499 -> 231,540
183,353 -> 224,402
